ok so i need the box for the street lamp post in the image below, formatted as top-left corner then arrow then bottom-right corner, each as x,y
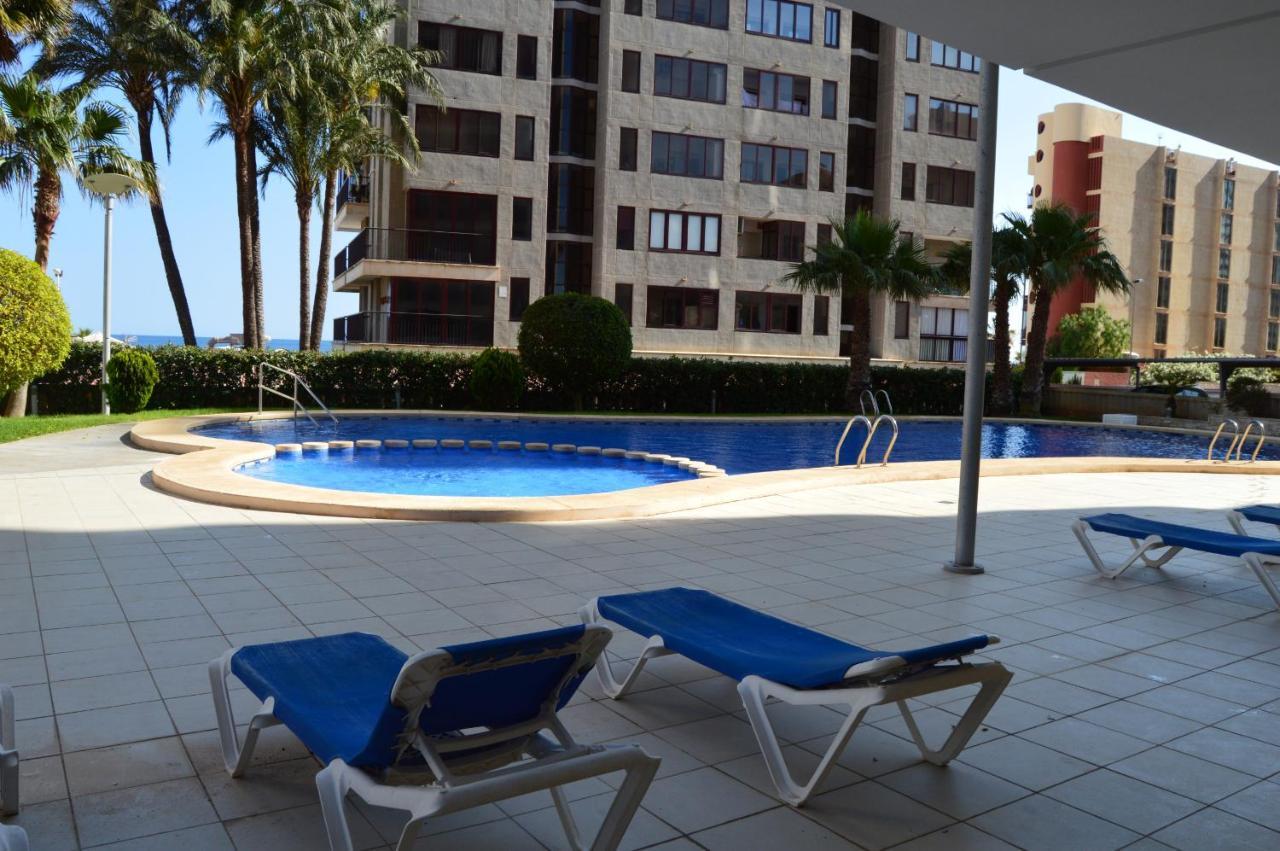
84,173 -> 141,415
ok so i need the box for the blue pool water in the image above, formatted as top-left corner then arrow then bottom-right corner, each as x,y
197,416 -> 1265,498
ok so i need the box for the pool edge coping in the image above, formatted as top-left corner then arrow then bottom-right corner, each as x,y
131,411 -> 1280,522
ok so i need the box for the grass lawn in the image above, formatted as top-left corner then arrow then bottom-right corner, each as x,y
0,408 -> 241,444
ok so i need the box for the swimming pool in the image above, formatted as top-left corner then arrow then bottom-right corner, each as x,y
193,415 -> 1263,498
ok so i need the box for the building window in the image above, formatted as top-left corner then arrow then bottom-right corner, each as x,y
920,306 -> 969,361
509,277 -> 530,321
415,107 -> 500,157
620,127 -> 637,171
656,0 -> 728,28
846,125 -> 875,190
654,55 -> 727,103
1220,213 -> 1233,245
819,151 -> 835,191
1154,312 -> 1168,345
900,162 -> 916,201
1214,317 -> 1227,349
741,68 -> 810,115
516,35 -> 537,80
545,241 -> 592,294
889,301 -> 909,339
745,0 -> 813,42
651,131 -> 724,179
549,87 -> 596,159
928,97 -> 978,140
821,80 -> 837,119
1163,165 -> 1177,200
1274,255 -> 1280,284
903,93 -> 918,131
547,164 -> 594,236
817,223 -> 832,245
1274,221 -> 1280,251
848,55 -> 878,121
646,286 -> 719,329
512,197 -> 532,241
925,166 -> 975,207
418,22 -> 502,75
1159,239 -> 1173,273
1156,276 -> 1171,308
626,0 -> 643,15
740,143 -> 807,188
553,10 -> 599,83
407,190 -> 498,265
1270,290 -> 1280,319
1223,178 -> 1235,210
621,50 -> 641,92
823,8 -> 839,47
514,115 -> 535,160
905,31 -> 920,61
814,295 -> 829,335
1160,203 -> 1174,236
738,218 -> 805,261
1216,282 -> 1229,313
736,291 -> 802,333
648,210 -> 721,254
848,11 -> 878,52
930,41 -> 980,72
1218,247 -> 1231,279
1269,321 -> 1279,352
387,278 -> 496,346
615,283 -> 634,323
617,206 -> 635,250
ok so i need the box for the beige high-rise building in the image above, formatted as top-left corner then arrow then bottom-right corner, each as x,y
1029,103 -> 1280,357
331,1 -> 987,366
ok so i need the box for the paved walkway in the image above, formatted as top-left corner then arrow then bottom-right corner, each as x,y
3,427 -> 1280,849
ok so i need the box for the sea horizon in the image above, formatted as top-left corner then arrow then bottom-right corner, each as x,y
120,334 -> 334,352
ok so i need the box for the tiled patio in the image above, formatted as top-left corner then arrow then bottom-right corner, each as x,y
3,425 -> 1280,850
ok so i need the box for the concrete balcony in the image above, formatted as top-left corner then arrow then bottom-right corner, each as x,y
331,227 -> 499,291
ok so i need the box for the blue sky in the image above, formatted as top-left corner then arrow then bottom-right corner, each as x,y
1,67 -> 1276,340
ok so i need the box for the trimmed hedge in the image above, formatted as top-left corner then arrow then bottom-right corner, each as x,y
35,343 -> 987,416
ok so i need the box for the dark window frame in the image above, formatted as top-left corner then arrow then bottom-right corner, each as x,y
621,50 -> 641,92
650,131 -> 724,180
516,35 -> 538,80
615,283 -> 634,323
619,127 -> 638,171
415,106 -> 501,158
903,93 -> 918,131
514,115 -> 535,161
617,205 -> 636,250
821,80 -> 838,119
901,162 -> 916,200
928,97 -> 979,140
818,151 -> 835,191
929,40 -> 981,73
735,290 -> 803,334
418,22 -> 503,75
654,54 -> 727,103
511,196 -> 532,241
925,165 -> 975,207
647,209 -> 722,255
655,0 -> 729,29
823,8 -> 840,47
813,294 -> 830,335
646,285 -> 720,330
741,68 -> 810,115
745,0 -> 814,43
740,142 -> 808,189
509,277 -> 530,321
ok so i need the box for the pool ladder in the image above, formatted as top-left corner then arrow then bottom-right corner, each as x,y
834,390 -> 900,467
255,362 -> 338,427
1207,418 -> 1266,463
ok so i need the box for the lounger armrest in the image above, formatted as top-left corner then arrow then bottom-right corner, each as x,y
842,656 -> 907,679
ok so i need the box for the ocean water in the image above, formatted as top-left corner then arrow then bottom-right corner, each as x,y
121,335 -> 332,352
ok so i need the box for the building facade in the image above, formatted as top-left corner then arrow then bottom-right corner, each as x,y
332,0 -> 987,366
1029,103 -> 1280,357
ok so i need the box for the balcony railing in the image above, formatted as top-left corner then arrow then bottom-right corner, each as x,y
336,177 -> 369,209
333,311 -> 494,348
333,227 -> 496,276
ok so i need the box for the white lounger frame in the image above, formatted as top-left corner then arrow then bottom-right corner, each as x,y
580,599 -> 1011,807
1228,509 -> 1280,537
1073,519 -> 1280,609
0,683 -> 17,817
210,626 -> 659,851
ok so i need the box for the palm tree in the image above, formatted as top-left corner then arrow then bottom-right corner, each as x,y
784,212 -> 936,406
0,0 -> 71,64
939,226 -> 1028,414
38,0 -> 199,346
1006,203 -> 1130,414
0,70 -> 153,416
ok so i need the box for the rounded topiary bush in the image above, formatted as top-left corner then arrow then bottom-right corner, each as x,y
105,348 -> 160,413
469,347 -> 525,410
1227,374 -> 1271,418
517,293 -> 631,409
0,249 -> 71,416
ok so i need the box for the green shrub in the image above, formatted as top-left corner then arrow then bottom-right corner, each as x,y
469,348 -> 524,410
1227,375 -> 1271,417
0,249 -> 71,408
105,348 -> 160,413
518,293 -> 631,409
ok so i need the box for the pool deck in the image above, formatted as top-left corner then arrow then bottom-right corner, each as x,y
4,423 -> 1280,849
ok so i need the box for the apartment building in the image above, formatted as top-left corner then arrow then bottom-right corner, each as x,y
331,0 -> 987,366
1030,103 -> 1280,357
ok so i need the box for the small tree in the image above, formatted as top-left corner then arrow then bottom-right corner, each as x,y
0,249 -> 71,416
1140,359 -> 1216,389
469,347 -> 524,411
105,347 -> 159,413
517,293 -> 631,409
1047,306 -> 1130,359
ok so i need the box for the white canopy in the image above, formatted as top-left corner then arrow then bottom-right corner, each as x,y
838,1 -> 1280,164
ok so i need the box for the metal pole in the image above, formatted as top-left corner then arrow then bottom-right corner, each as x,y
101,195 -> 115,415
946,60 -> 1001,575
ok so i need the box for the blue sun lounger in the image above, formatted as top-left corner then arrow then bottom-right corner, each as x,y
210,627 -> 659,851
1074,513 -> 1280,608
1228,504 -> 1280,536
581,588 -> 1010,806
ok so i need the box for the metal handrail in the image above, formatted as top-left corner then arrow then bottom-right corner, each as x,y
875,389 -> 893,417
859,389 -> 879,418
835,415 -> 873,466
1237,420 -> 1267,463
856,414 -> 900,467
256,362 -> 338,426
1207,418 -> 1240,461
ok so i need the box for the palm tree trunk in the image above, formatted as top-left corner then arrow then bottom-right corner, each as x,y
136,110 -> 196,347
296,192 -> 312,351
5,168 -> 63,417
844,288 -> 873,408
247,140 -> 266,349
232,128 -> 259,349
990,280 -> 1013,414
1020,284 -> 1055,415
309,170 -> 337,351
